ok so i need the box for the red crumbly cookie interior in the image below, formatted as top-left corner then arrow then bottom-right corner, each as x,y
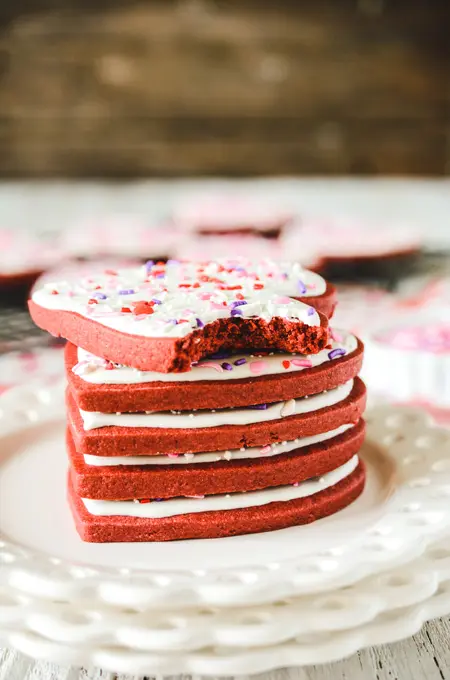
68,461 -> 366,542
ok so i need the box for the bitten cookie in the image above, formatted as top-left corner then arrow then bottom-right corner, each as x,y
29,260 -> 332,372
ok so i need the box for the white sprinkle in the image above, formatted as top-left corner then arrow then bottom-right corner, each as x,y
280,399 -> 296,417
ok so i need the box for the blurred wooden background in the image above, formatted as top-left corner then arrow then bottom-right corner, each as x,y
0,0 -> 448,178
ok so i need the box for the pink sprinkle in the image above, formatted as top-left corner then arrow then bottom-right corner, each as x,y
276,296 -> 292,304
168,453 -> 179,458
291,359 -> 313,367
199,293 -> 212,300
211,302 -> 225,310
187,494 -> 205,499
198,361 -> 224,372
249,360 -> 269,375
293,482 -> 299,487
104,361 -> 115,370
330,329 -> 344,343
260,445 -> 272,455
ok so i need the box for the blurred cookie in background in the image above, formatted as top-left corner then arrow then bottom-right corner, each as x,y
0,228 -> 63,305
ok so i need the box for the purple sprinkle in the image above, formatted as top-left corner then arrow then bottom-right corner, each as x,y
222,362 -> 233,371
307,306 -> 315,316
168,318 -> 178,325
145,260 -> 155,271
248,403 -> 268,410
196,318 -> 204,328
234,357 -> 247,366
210,351 -> 232,359
328,348 -> 346,360
92,292 -> 107,300
151,298 -> 162,305
156,273 -> 165,279
118,289 -> 135,295
231,300 -> 248,308
231,308 -> 243,316
166,259 -> 179,265
297,279 -> 307,295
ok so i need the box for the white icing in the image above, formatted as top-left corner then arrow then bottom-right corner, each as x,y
83,423 -> 354,466
82,455 -> 359,518
31,260 -> 324,339
79,380 -> 354,431
75,329 -> 357,384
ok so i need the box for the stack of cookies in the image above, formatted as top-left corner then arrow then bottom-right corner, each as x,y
29,259 -> 366,542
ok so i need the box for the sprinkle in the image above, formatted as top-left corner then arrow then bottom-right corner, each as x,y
307,307 -> 315,316
236,293 -> 245,300
198,361 -> 224,372
121,307 -> 132,313
230,300 -> 248,308
132,301 -> 154,315
276,296 -> 292,305
223,451 -> 232,461
253,283 -> 264,290
145,260 -> 155,272
87,298 -> 98,305
293,482 -> 299,487
291,358 -> 313,368
330,329 -> 344,343
92,292 -> 107,300
260,445 -> 272,455
118,289 -> 135,295
104,269 -> 118,276
168,453 -> 179,458
51,290 -> 59,295
196,318 -> 204,328
249,360 -> 268,375
221,362 -> 233,371
282,360 -> 291,369
280,399 -> 296,417
297,280 -> 307,295
210,351 -> 232,359
328,348 -> 346,360
234,357 -> 247,366
187,494 -> 205,499
248,403 -> 268,410
151,298 -> 162,305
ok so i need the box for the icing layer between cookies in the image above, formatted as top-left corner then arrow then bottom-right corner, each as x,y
79,380 -> 354,430
82,455 -> 359,518
75,329 -> 357,384
83,423 -> 354,466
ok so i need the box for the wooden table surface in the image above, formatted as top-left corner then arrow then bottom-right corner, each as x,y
1,179 -> 449,679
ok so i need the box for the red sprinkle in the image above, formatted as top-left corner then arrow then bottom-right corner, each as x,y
51,290 -> 59,295
104,269 -> 117,276
88,298 -> 98,305
132,301 -> 154,315
282,360 -> 291,369
254,283 -> 264,290
179,283 -> 191,288
121,307 -> 131,313
236,293 -> 245,300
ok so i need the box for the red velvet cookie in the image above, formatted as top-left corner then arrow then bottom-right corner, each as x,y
29,260 -> 331,372
67,376 -> 366,456
68,418 -> 365,500
68,460 -> 366,542
66,332 -> 364,413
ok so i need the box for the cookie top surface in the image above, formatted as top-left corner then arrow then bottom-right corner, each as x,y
31,259 -> 325,340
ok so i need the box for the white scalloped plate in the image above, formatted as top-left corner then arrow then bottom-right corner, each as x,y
1,537 -> 450,673
0,381 -> 450,610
